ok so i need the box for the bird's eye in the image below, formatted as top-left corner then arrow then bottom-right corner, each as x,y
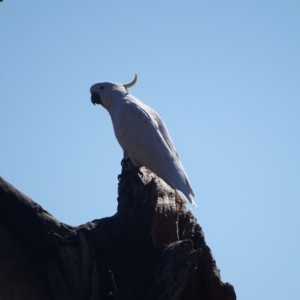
100,86 -> 104,90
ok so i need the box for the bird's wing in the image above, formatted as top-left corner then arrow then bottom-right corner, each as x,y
147,108 -> 180,159
142,105 -> 196,199
112,102 -> 171,165
112,101 -> 195,202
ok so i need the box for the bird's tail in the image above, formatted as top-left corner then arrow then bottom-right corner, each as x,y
176,189 -> 197,207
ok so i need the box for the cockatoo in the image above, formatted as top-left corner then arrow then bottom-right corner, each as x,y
90,74 -> 196,206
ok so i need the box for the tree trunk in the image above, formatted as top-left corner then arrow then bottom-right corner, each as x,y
0,158 -> 236,300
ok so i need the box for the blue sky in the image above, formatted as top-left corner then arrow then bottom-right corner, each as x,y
1,1 -> 299,299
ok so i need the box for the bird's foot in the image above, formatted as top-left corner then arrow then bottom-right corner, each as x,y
118,157 -> 143,180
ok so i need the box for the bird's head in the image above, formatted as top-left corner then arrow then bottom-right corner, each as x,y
90,73 -> 138,109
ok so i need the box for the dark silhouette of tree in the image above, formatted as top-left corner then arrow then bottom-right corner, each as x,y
0,158 -> 236,299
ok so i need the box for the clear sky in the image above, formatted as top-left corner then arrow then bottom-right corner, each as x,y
1,1 -> 299,299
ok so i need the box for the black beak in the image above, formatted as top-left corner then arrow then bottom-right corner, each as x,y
91,92 -> 103,106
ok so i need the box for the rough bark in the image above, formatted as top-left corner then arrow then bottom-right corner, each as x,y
0,158 -> 236,300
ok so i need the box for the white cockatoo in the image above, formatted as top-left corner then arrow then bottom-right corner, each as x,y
90,74 -> 196,206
